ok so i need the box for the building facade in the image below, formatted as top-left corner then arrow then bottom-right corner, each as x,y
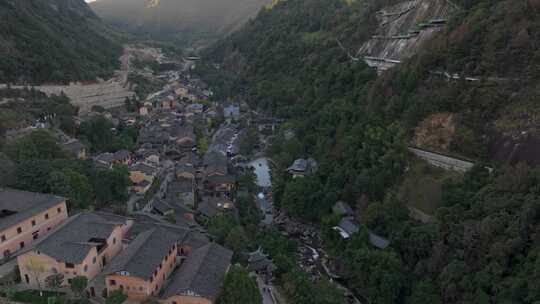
0,189 -> 68,260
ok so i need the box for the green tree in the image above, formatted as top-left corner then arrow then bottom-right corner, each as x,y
343,246 -> 404,304
49,169 -> 94,209
70,276 -> 88,298
93,165 -> 130,205
217,265 -> 262,304
4,130 -> 66,162
239,127 -> 259,156
224,226 -> 249,253
106,290 -> 127,304
207,215 -> 238,244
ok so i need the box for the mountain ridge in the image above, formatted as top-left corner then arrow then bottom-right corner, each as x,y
90,0 -> 271,47
0,0 -> 122,83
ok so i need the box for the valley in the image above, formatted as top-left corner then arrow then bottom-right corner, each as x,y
0,0 -> 540,304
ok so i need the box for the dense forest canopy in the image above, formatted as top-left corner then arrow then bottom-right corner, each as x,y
0,0 -> 122,83
197,0 -> 540,303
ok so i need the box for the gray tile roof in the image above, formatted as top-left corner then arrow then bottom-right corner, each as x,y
62,139 -> 85,155
333,201 -> 353,216
288,159 -> 308,172
171,123 -> 195,141
203,152 -> 228,176
161,243 -> 232,300
338,217 -> 360,235
129,162 -> 158,176
368,231 -> 390,249
0,188 -> 66,232
205,175 -> 236,184
113,149 -> 130,160
32,212 -> 128,264
104,227 -> 183,279
197,198 -> 233,218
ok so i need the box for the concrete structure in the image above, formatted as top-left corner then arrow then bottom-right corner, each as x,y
408,146 -> 474,172
17,212 -> 132,287
0,189 -> 68,260
103,228 -> 180,301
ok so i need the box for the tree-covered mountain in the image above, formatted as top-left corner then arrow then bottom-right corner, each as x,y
198,0 -> 540,303
90,0 -> 270,48
0,0 -> 122,83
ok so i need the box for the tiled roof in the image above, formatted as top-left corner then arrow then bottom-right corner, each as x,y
0,188 -> 66,231
31,212 -> 127,264
161,243 -> 232,300
104,227 -> 183,279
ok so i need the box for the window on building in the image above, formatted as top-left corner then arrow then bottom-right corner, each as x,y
19,242 -> 24,249
44,213 -> 49,220
17,227 -> 22,234
65,263 -> 75,269
47,227 -> 51,231
68,279 -> 72,284
57,207 -> 61,213
139,287 -> 143,291
109,280 -> 116,286
165,255 -> 168,261
112,238 -> 116,245
92,257 -> 97,264
84,265 -> 88,272
31,220 -> 36,226
1,235 -> 5,242
32,233 -> 39,240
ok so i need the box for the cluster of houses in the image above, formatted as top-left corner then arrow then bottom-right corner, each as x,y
0,188 -> 232,304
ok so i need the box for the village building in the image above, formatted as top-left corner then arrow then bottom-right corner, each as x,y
287,158 -> 318,178
197,197 -> 235,218
0,189 -> 68,260
136,149 -> 160,166
247,248 -> 276,275
187,103 -> 204,114
101,227 -> 181,301
160,243 -> 233,304
175,158 -> 196,181
170,123 -> 196,152
333,217 -> 390,249
62,139 -> 87,160
129,162 -> 159,194
167,179 -> 196,210
203,152 -> 228,178
203,175 -> 236,197
94,150 -> 132,169
332,201 -> 353,217
17,212 -> 132,287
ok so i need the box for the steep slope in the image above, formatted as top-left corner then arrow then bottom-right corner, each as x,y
90,0 -> 271,47
0,0 -> 122,83
368,0 -> 540,164
198,1 -> 540,303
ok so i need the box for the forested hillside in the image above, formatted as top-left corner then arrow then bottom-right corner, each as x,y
90,0 -> 270,47
0,0 -> 122,83
198,0 -> 540,303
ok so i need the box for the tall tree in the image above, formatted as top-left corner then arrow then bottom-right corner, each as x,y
217,266 -> 262,304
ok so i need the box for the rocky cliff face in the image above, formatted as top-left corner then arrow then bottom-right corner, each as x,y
358,0 -> 457,72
